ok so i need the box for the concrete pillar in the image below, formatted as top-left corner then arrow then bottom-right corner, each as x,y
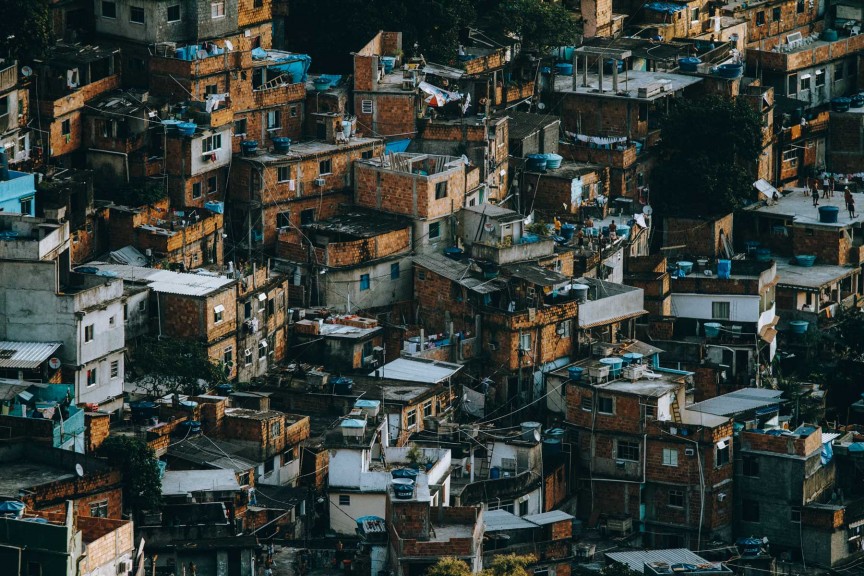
572,51 -> 579,92
613,60 -> 619,92
582,55 -> 589,87
598,56 -> 604,93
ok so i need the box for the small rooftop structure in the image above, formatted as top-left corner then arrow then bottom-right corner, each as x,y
304,210 -> 410,238
359,152 -> 466,175
749,190 -> 864,228
370,357 -> 462,384
554,70 -> 702,100
775,260 -> 860,291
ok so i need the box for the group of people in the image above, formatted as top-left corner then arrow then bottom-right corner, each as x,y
809,177 -> 856,218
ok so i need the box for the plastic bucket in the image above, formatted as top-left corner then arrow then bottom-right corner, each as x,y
705,322 -> 722,337
568,366 -> 584,382
677,261 -> 693,275
795,254 -> 816,267
789,320 -> 809,334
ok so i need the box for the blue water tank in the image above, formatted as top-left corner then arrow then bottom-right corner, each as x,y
490,466 -> 501,479
717,259 -> 731,279
554,63 -> 573,76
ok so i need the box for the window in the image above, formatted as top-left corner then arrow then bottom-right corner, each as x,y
192,182 -> 202,199
361,99 -> 373,114
787,74 -> 797,95
711,301 -> 730,320
207,176 -> 218,194
214,304 -> 224,323
669,489 -> 685,508
266,110 -> 281,130
407,409 -> 417,429
617,440 -> 640,461
259,340 -> 268,360
360,274 -> 370,291
743,456 -> 759,477
87,368 -> 97,387
278,166 -> 290,182
277,211 -> 291,229
130,5 -> 145,24
101,1 -> 116,18
62,119 -> 71,136
84,324 -> 94,342
691,7 -> 700,20
663,448 -> 679,467
109,359 -> 119,379
815,69 -> 825,87
234,118 -> 247,136
423,400 -> 433,417
391,262 -> 400,280
0,95 -> 8,118
581,394 -> 593,411
223,346 -> 233,365
300,209 -> 315,225
205,83 -> 218,95
742,499 -> 760,522
254,0 -> 263,6
835,62 -> 845,81
270,419 -> 280,437
519,499 -> 529,516
435,181 -> 448,199
797,0 -> 804,13
791,506 -> 801,523
782,146 -> 798,164
339,495 -> 351,506
123,304 -> 128,322
264,458 -> 274,474
716,440 -> 730,466
19,197 -> 33,215
203,134 -> 222,153
772,6 -> 781,20
138,301 -> 146,313
756,10 -> 765,26
319,159 -> 332,175
638,102 -> 648,122
429,221 -> 441,239
258,296 -> 266,312
267,298 -> 275,315
244,348 -> 253,365
597,396 -> 614,414
800,75 -> 811,91
556,320 -> 571,337
90,500 -> 109,518
211,1 -> 225,18
362,150 -> 373,159
290,105 -> 298,118
418,270 -> 426,280
520,332 -> 531,352
167,4 -> 181,21
109,316 -> 116,329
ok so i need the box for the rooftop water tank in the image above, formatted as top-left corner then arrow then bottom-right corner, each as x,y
572,284 -> 589,303
521,421 -> 542,441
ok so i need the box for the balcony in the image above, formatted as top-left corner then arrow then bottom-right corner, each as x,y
150,50 -> 249,80
0,60 -> 16,93
777,110 -> 830,142
470,237 -> 555,265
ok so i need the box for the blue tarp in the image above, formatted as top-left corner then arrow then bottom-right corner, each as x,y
849,443 -> 864,453
645,2 -> 687,12
385,139 -> 411,154
267,53 -> 312,83
318,74 -> 343,87
821,440 -> 834,465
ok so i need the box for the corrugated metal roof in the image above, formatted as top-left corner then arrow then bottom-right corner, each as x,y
484,509 -> 536,531
0,342 -> 62,369
605,549 -> 718,573
88,263 -> 235,297
371,357 -> 462,384
523,510 -> 574,525
579,310 -> 648,329
413,253 -> 505,294
688,388 -> 784,417
162,469 -> 240,495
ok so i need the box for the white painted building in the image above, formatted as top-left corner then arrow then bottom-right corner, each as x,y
326,417 -> 452,535
0,214 -> 125,410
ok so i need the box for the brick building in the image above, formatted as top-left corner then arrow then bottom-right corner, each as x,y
32,44 -> 121,164
228,134 -> 381,256
564,351 -> 735,548
483,509 -> 574,576
0,59 -> 31,166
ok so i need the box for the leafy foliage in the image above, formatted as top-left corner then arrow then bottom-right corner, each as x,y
131,337 -> 227,397
122,179 -> 168,207
601,563 -> 644,576
484,554 -> 537,576
0,0 -> 52,63
651,96 -> 763,217
484,0 -> 578,52
428,557 -> 473,576
98,436 -> 162,511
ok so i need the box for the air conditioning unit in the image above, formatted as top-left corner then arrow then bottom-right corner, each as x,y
314,177 -> 326,186
685,448 -> 695,456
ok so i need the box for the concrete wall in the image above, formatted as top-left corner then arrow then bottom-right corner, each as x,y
320,255 -> 413,313
94,0 -> 190,44
329,491 -> 383,535
670,293 -> 761,322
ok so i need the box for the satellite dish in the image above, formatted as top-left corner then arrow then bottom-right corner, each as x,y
20,66 -> 32,78
537,102 -> 546,110
643,205 -> 654,215
483,222 -> 495,232
48,357 -> 61,370
75,464 -> 84,478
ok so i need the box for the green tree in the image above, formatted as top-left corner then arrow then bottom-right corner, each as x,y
651,95 -> 763,217
131,337 -> 227,397
428,557 -> 472,576
483,554 -> 537,576
486,0 -> 578,52
0,0 -> 53,63
98,436 -> 162,511
601,563 -> 643,576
